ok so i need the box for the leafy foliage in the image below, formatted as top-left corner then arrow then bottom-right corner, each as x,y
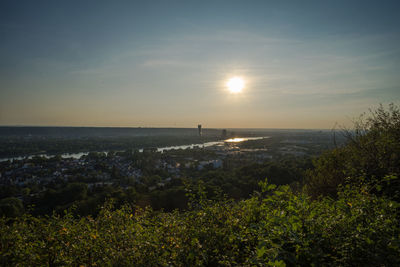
306,104 -> 400,200
0,197 -> 24,218
0,180 -> 399,266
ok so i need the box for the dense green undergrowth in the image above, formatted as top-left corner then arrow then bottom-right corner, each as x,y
1,180 -> 399,266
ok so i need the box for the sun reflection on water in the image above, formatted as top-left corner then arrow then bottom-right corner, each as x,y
224,138 -> 246,143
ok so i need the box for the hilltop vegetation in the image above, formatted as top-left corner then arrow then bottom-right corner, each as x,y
305,103 -> 400,201
1,105 -> 399,266
1,181 -> 398,266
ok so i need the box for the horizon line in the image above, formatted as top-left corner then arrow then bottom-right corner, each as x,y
0,125 -> 333,131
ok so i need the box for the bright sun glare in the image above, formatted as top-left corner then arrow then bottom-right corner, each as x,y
227,77 -> 245,93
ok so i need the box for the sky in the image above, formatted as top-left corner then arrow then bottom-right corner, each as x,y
0,0 -> 399,129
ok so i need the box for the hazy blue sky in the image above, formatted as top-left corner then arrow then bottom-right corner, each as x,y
1,0 -> 399,128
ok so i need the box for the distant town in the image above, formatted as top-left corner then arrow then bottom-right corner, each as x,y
0,127 -> 339,215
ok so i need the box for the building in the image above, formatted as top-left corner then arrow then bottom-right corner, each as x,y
222,129 -> 227,138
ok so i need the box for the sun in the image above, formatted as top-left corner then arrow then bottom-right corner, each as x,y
227,77 -> 245,93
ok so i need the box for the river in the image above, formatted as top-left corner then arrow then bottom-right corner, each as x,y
0,137 -> 266,162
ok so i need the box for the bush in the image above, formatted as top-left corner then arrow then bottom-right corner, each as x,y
306,104 -> 400,199
0,197 -> 24,218
0,180 -> 398,266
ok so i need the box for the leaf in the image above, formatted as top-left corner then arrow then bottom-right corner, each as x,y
257,246 -> 266,258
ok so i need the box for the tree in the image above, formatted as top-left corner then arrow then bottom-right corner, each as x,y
305,104 -> 400,199
0,197 -> 24,217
